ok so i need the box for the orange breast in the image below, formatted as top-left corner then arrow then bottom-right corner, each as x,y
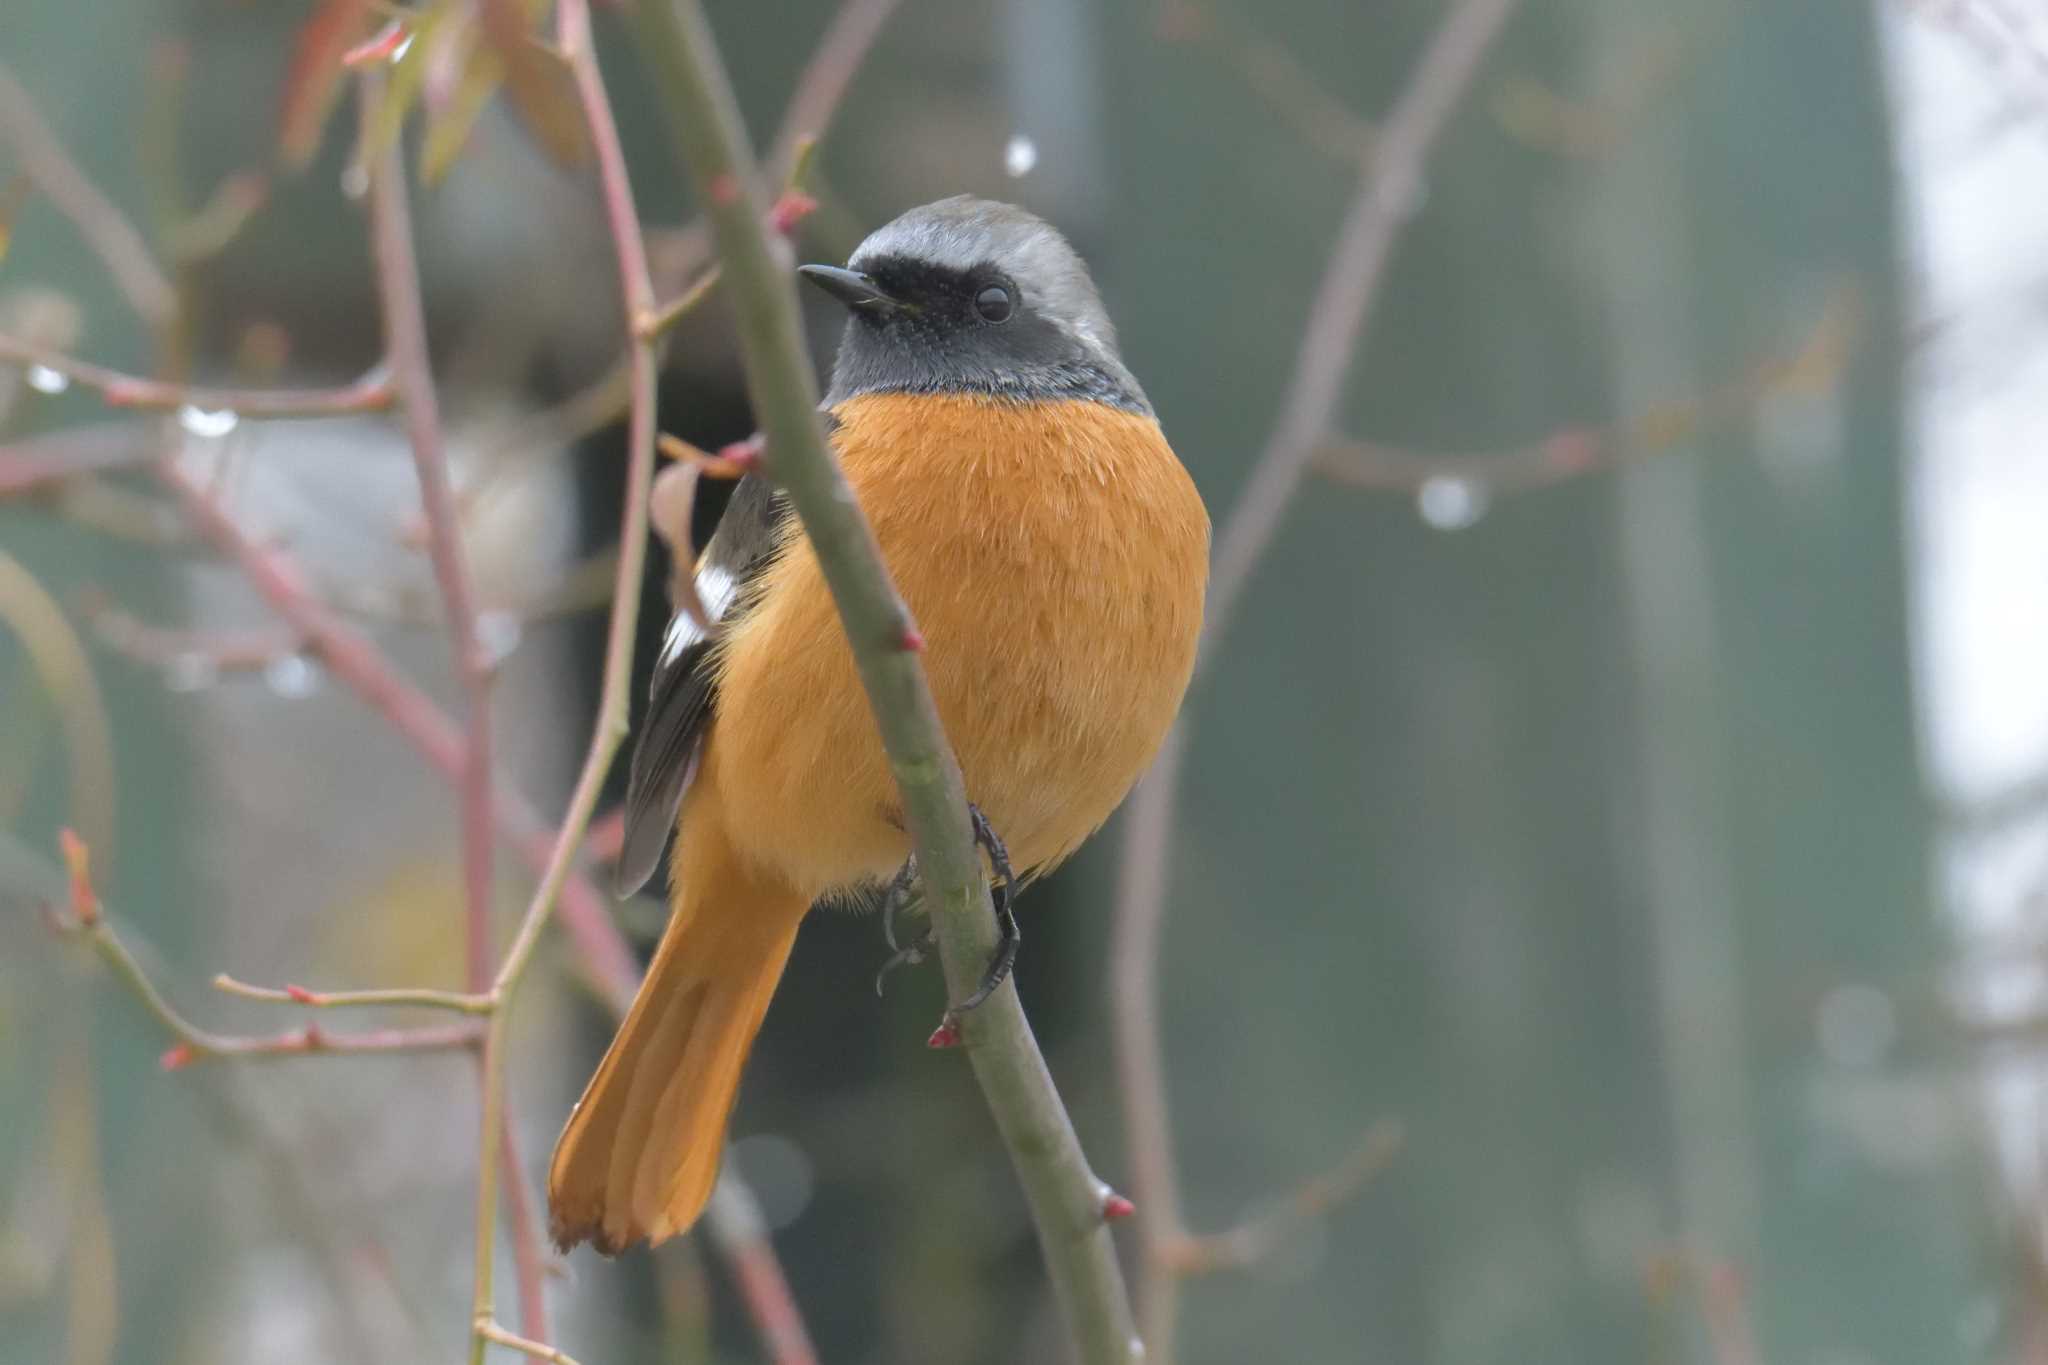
704,393 -> 1210,897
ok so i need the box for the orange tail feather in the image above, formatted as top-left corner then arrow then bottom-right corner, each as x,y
548,802 -> 805,1253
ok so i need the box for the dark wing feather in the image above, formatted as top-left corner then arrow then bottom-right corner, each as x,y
614,470 -> 794,895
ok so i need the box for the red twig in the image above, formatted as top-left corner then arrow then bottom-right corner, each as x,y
765,0 -> 904,180
1111,2 -> 1522,1359
150,457 -> 640,1004
0,424 -> 156,498
362,67 -> 536,1342
362,68 -> 498,1025
705,1178 -> 821,1365
0,333 -> 392,416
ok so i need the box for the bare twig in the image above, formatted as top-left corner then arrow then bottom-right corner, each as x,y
362,69 -> 498,1002
629,2 -> 1139,1361
0,60 -> 177,327
0,425 -> 156,498
211,974 -> 492,1014
1313,282 -> 1858,495
0,334 -> 392,416
1112,3 -> 1520,1360
44,841 -> 484,1067
151,457 -> 642,1006
764,0 -> 903,179
475,1317 -> 585,1365
455,5 -> 663,1362
704,1177 -> 822,1365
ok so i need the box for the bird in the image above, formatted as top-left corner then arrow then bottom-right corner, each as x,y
546,195 -> 1210,1255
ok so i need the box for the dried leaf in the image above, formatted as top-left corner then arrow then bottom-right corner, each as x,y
355,1 -> 465,178
477,0 -> 588,170
278,0 -> 377,168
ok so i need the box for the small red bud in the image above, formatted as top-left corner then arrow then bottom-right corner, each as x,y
301,1024 -> 325,1050
159,1043 -> 196,1071
769,190 -> 819,236
717,434 -> 765,470
342,21 -> 411,68
1102,1192 -> 1137,1221
898,625 -> 926,653
709,173 -> 740,205
58,829 -> 98,926
286,984 -> 317,1004
926,1017 -> 961,1049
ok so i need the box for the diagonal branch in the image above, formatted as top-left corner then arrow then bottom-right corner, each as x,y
628,2 -> 1138,1361
1111,3 -> 1522,1361
0,60 -> 177,328
0,334 -> 393,416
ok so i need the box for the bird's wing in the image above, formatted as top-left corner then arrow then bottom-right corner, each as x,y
614,469 -> 794,896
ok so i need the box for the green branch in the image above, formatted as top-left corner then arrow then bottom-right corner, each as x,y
626,2 -> 1140,1359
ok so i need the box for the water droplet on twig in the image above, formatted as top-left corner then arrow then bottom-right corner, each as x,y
25,364 -> 70,394
177,404 -> 240,438
1415,475 -> 1490,531
476,611 -> 523,667
263,653 -> 320,699
1004,134 -> 1038,178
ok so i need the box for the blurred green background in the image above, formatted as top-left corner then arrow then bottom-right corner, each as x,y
2,1 -> 2034,1363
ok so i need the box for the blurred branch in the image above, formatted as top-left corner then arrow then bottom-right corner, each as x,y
1111,2 -> 1520,1360
703,1178 -> 821,1365
4,34 -> 815,1363
0,60 -> 177,328
1162,1120 -> 1403,1276
1313,284 -> 1860,495
38,833 -> 484,1066
0,333 -> 393,416
151,456 -> 642,1003
477,1318 -> 584,1365
764,0 -> 902,179
212,974 -> 492,1013
462,0 -> 894,511
362,60 -> 499,1042
1155,0 -> 1374,165
630,3 -> 1138,1363
0,550 -> 114,855
75,587 -> 301,675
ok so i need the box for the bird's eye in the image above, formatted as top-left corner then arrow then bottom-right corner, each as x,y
974,285 -> 1014,323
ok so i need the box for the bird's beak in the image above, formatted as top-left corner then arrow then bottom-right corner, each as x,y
798,264 -> 897,313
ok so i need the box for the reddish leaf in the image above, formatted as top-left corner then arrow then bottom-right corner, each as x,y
279,0 -> 377,168
475,0 -> 587,171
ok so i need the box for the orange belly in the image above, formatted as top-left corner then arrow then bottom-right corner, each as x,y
702,393 -> 1210,897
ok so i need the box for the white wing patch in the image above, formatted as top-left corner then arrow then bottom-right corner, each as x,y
659,564 -> 738,666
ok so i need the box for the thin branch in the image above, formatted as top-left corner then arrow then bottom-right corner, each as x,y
43,849 -> 483,1067
629,3 -> 1138,1363
151,457 -> 642,1007
362,66 -> 499,1036
460,6 -> 662,1364
704,1176 -> 822,1365
0,334 -> 393,416
211,974 -> 493,1014
1161,1119 -> 1403,1276
77,588 -> 301,675
1312,281 -> 1858,495
0,60 -> 177,328
764,0 -> 903,180
475,1317 -> 583,1365
1111,3 -> 1520,1360
0,424 -> 156,498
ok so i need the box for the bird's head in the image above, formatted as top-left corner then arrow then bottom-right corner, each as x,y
800,195 -> 1150,414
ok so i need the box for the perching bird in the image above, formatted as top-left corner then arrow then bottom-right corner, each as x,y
547,196 -> 1210,1254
